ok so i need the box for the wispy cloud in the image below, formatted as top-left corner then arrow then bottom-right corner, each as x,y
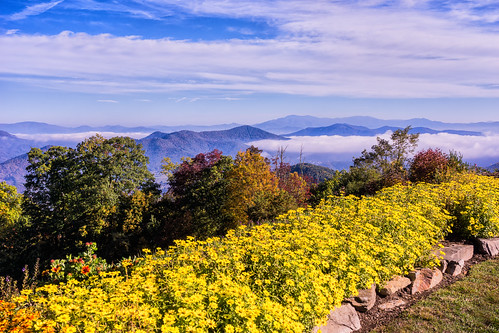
448,1 -> 499,24
97,99 -> 119,103
170,96 -> 240,103
8,0 -> 64,21
2,1 -> 499,98
5,29 -> 19,35
227,26 -> 255,35
64,0 -> 173,20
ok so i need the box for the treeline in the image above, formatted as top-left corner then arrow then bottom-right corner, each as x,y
0,136 -> 312,278
0,127 -> 474,278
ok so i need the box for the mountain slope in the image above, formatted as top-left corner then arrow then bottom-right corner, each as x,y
290,163 -> 335,183
139,125 -> 287,172
0,153 -> 31,191
0,131 -> 43,163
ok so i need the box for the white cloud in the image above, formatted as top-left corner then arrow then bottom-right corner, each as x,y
250,135 -> 384,156
9,0 -> 64,21
2,1 -> 499,97
250,133 -> 499,166
5,29 -> 19,35
417,133 -> 499,160
448,1 -> 499,24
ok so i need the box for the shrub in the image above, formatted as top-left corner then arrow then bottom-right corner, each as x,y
441,174 -> 499,239
43,243 -> 110,283
409,148 -> 449,183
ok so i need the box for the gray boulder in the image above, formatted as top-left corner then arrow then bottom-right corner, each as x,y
439,244 -> 474,262
378,299 -> 406,311
378,276 -> 411,296
346,284 -> 376,312
446,259 -> 465,276
312,303 -> 361,333
477,238 -> 499,256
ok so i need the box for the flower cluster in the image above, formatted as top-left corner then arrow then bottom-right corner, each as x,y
0,299 -> 41,333
5,173 -> 499,332
439,173 -> 499,239
43,243 -> 109,283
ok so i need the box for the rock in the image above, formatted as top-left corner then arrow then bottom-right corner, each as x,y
312,303 -> 361,333
476,238 -> 499,256
378,276 -> 411,296
437,260 -> 448,273
446,260 -> 464,276
378,299 -> 406,311
346,284 -> 376,312
409,268 -> 443,294
433,244 -> 473,274
438,245 -> 474,262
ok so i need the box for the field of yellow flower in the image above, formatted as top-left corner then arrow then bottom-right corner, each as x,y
2,173 -> 498,332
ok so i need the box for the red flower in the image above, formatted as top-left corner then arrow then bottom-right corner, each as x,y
81,266 -> 90,275
51,266 -> 61,273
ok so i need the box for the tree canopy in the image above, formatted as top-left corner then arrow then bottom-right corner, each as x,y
22,135 -> 159,263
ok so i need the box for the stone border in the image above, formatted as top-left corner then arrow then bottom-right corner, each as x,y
312,242 -> 496,333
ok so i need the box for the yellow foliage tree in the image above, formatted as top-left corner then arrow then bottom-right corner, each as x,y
223,146 -> 281,224
0,182 -> 23,234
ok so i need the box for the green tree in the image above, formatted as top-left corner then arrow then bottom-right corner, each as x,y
22,135 -> 158,264
163,150 -> 234,240
0,182 -> 24,233
0,182 -> 29,277
159,147 -> 309,244
354,127 -> 419,175
350,126 -> 418,192
312,127 -> 419,199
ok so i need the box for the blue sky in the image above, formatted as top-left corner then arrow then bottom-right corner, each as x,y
2,0 -> 499,126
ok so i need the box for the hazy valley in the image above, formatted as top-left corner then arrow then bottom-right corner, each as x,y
2,115 -> 499,191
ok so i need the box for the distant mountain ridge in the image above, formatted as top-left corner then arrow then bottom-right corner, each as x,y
284,123 -> 483,137
253,115 -> 499,134
4,116 -> 499,136
138,125 -> 287,173
0,121 -> 241,135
